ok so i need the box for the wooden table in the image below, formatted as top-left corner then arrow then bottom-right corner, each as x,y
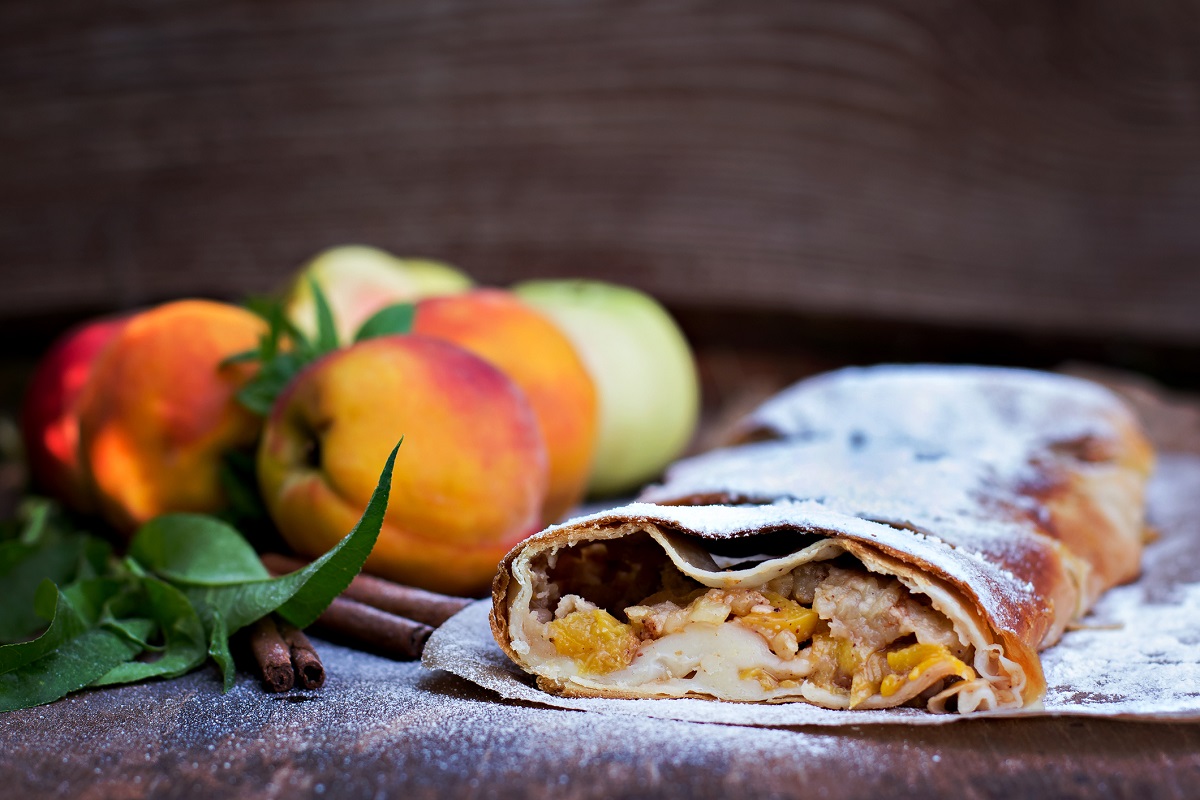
3,639 -> 1200,800
2,364 -> 1200,799
4,2 -> 1200,792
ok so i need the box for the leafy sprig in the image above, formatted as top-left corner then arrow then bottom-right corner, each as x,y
0,441 -> 402,712
226,280 -> 416,417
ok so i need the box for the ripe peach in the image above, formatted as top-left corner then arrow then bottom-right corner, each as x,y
413,290 -> 597,523
21,316 -> 128,511
257,335 -> 548,595
285,245 -> 473,343
77,300 -> 266,532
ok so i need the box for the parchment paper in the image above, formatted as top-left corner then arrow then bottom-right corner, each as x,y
423,454 -> 1200,726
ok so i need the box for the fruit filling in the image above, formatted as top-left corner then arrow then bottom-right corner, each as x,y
531,540 -> 977,707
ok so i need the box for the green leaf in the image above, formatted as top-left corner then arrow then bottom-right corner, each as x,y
208,609 -> 235,690
276,437 -> 400,627
308,277 -> 340,353
102,617 -> 158,650
229,291 -> 323,417
242,293 -> 279,320
219,348 -> 261,368
0,581 -> 91,674
244,293 -> 313,353
0,626 -> 143,712
236,351 -> 311,417
0,440 -> 401,709
171,439 -> 399,649
128,514 -> 270,585
354,303 -> 416,342
0,538 -> 100,642
0,501 -> 114,643
93,578 -> 207,686
60,578 -> 131,627
17,499 -> 51,545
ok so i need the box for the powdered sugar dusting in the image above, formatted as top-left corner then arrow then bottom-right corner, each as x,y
424,455 -> 1200,725
740,365 -> 1132,463
2,641 -> 848,796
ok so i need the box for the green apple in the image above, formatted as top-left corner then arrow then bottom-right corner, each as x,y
512,279 -> 699,496
285,245 -> 473,343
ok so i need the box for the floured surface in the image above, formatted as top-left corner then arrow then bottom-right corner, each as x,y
424,454 -> 1200,726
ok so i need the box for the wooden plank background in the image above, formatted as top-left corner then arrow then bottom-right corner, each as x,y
2,0 -> 1200,344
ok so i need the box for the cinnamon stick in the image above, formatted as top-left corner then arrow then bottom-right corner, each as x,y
277,619 -> 326,689
311,596 -> 434,661
248,616 -> 294,692
261,553 -> 473,626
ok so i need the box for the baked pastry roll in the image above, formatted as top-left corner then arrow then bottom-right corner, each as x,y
719,365 -> 1154,606
490,366 -> 1153,713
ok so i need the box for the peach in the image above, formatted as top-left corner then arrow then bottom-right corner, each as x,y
21,315 -> 128,511
257,335 -> 548,595
77,300 -> 266,532
413,289 -> 598,523
285,245 -> 473,343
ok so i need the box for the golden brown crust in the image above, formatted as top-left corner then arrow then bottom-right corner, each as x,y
715,364 -> 1156,599
490,366 -> 1153,711
489,546 -> 521,667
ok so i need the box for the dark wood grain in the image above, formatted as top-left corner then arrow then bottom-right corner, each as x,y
3,1 -> 1200,342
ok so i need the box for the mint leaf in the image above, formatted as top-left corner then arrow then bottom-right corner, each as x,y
354,303 -> 415,342
102,617 -> 158,650
232,284 -> 341,418
15,499 -> 50,545
219,349 -> 261,366
0,538 -> 101,642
